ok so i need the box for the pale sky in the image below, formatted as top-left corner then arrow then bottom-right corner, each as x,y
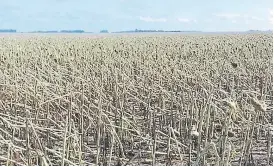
0,0 -> 273,32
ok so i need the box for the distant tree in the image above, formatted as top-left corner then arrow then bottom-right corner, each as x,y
60,30 -> 84,33
100,30 -> 109,33
0,29 -> 16,33
32,30 -> 58,33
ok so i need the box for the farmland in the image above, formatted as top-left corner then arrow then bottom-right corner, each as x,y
0,33 -> 273,165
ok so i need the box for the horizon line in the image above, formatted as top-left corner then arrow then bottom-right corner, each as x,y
0,29 -> 272,33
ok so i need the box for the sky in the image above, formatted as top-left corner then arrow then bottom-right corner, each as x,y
0,0 -> 273,32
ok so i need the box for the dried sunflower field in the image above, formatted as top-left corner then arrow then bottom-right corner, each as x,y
0,33 -> 273,166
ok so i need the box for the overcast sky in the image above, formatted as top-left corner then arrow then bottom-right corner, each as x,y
0,0 -> 273,32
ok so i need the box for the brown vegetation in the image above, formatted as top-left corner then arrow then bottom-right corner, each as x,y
0,33 -> 273,165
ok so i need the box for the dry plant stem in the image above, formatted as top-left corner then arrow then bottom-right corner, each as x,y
46,147 -> 77,165
113,70 -> 119,159
166,126 -> 171,165
267,124 -> 272,165
33,80 -> 38,125
102,125 -> 107,165
220,105 -> 233,165
197,95 -> 211,164
179,104 -> 184,143
46,103 -> 50,149
11,98 -> 17,166
24,94 -> 31,166
120,76 -> 126,147
62,93 -> 73,166
203,104 -> 211,165
188,104 -> 194,166
193,141 -> 220,165
152,110 -> 156,166
108,133 -> 115,165
61,110 -> 69,166
6,143 -> 11,166
66,93 -> 73,161
79,82 -> 84,165
209,107 -> 216,143
96,86 -> 102,165
138,141 -> 142,165
28,115 -> 51,165
240,115 -> 252,165
244,111 -> 259,164
171,127 -> 183,161
0,155 -> 24,166
224,144 -> 232,166
36,150 -> 49,166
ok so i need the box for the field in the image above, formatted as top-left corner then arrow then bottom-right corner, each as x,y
0,33 -> 273,166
